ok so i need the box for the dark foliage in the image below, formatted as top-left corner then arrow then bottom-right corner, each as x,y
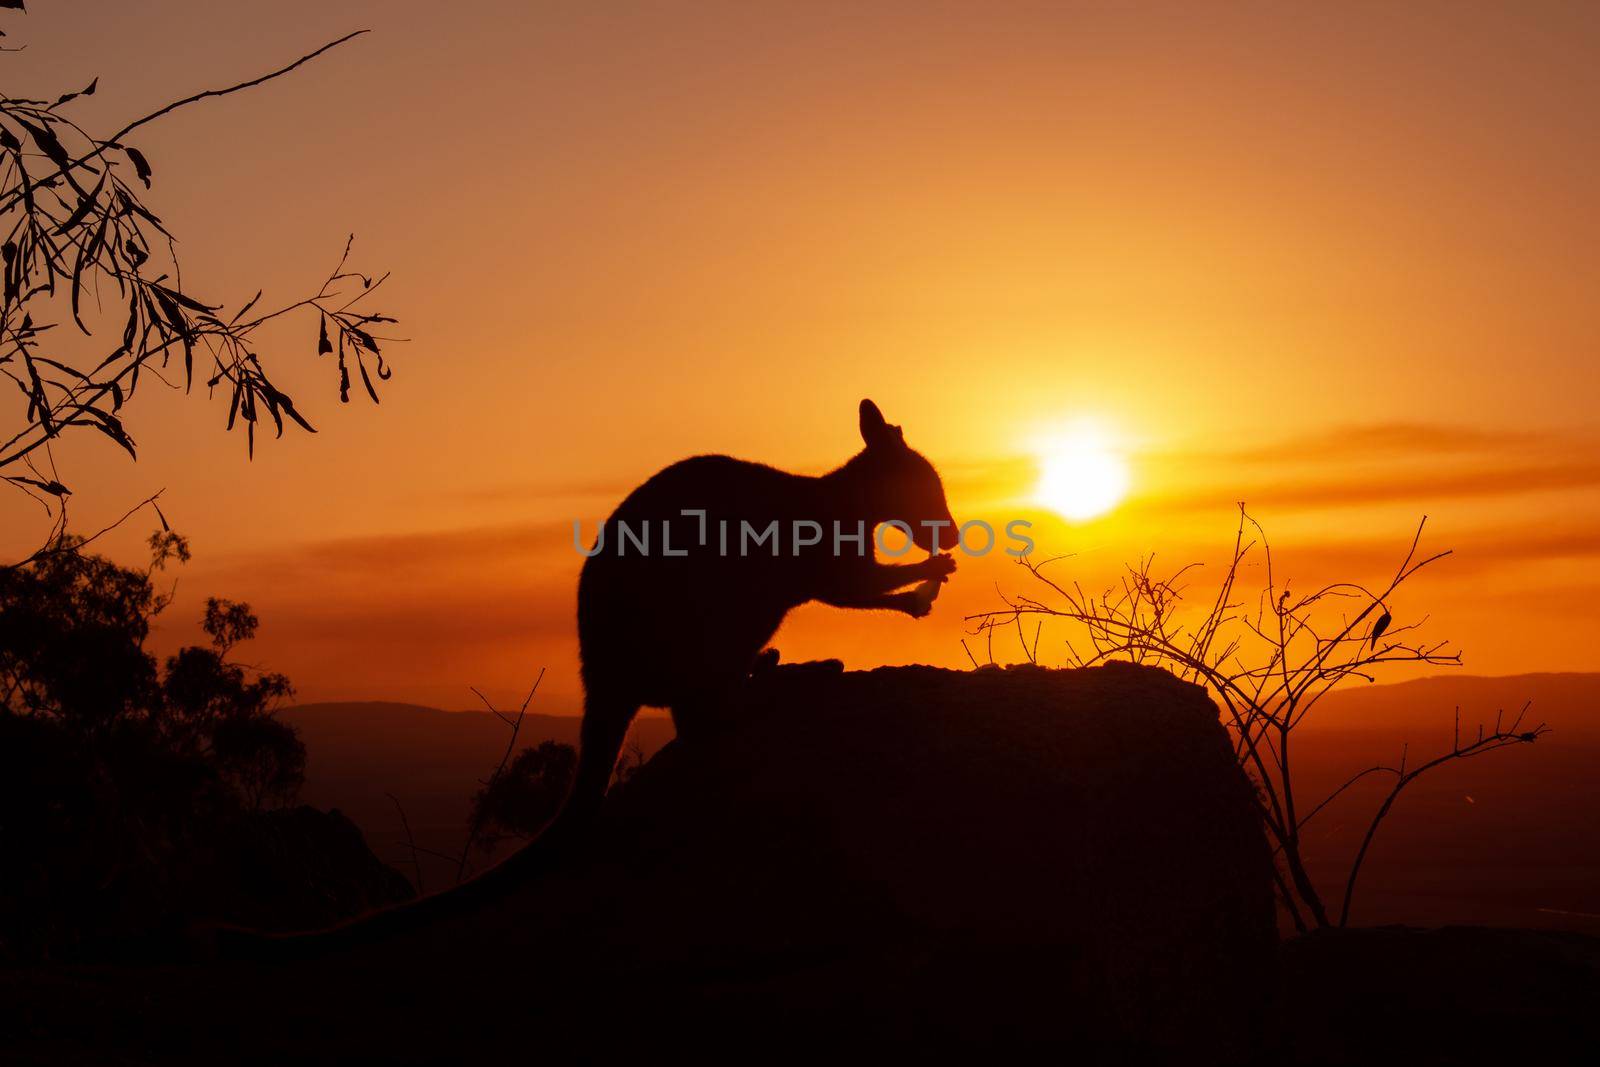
0,533 -> 315,959
466,739 -> 577,853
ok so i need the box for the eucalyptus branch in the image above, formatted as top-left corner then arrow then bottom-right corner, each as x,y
1,29 -> 400,558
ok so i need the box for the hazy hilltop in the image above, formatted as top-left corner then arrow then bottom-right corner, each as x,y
1289,673 -> 1600,932
279,702 -> 674,888
1311,672 -> 1600,736
281,674 -> 1600,932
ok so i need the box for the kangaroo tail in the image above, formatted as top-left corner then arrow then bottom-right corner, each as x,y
212,695 -> 640,963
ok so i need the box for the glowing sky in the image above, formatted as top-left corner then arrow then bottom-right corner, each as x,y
3,2 -> 1597,711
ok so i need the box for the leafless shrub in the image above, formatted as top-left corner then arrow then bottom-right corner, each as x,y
967,505 -> 1547,930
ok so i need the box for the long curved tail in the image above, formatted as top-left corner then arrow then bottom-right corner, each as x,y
213,696 -> 640,963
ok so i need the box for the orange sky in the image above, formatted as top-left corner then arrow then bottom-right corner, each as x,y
3,2 -> 1598,711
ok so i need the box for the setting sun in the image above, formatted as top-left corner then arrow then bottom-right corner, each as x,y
1034,425 -> 1131,521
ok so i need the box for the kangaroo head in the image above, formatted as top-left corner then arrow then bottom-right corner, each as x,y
855,399 -> 956,552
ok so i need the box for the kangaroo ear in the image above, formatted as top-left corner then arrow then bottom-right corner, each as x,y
859,399 -> 895,449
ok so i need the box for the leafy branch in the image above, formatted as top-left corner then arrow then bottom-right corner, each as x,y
0,25 -> 399,523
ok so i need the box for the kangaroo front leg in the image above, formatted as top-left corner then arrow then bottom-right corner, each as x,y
852,554 -> 956,596
820,555 -> 954,616
820,585 -> 944,618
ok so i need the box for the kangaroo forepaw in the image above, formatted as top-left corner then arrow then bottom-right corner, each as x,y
902,577 -> 944,618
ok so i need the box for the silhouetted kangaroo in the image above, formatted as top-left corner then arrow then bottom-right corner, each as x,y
218,398 -> 954,957
468,399 -> 955,885
569,398 -> 956,805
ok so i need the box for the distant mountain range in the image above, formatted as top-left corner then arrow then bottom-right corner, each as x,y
1293,672 -> 1600,931
1312,671 -> 1600,737
282,672 -> 1600,931
279,702 -> 675,891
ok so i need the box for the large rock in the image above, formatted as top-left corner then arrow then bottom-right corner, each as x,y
192,806 -> 416,934
13,663 -> 1278,1063
401,661 -> 1277,1060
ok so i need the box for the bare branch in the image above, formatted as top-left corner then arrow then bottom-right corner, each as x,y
971,508 -> 1541,929
457,668 -> 546,883
111,31 -> 370,144
386,791 -> 426,896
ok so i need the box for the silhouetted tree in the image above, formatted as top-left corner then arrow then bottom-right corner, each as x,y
457,678 -> 645,872
467,740 -> 578,854
0,533 -> 302,806
161,596 -> 301,810
970,507 -> 1546,930
0,13 -> 397,557
0,531 -> 309,956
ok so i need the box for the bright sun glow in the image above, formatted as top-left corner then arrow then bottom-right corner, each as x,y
1033,423 -> 1131,521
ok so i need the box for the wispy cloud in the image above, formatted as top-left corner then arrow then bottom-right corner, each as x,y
1205,422 -> 1547,465
1141,458 -> 1600,515
423,477 -> 638,508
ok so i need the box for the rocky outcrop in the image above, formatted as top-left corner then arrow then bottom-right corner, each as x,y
396,661 -> 1277,1060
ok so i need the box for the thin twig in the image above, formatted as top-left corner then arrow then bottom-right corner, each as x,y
457,667 -> 546,883
386,791 -> 425,895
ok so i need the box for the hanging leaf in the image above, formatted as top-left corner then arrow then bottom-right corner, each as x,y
16,117 -> 70,171
55,176 -> 104,234
317,314 -> 332,355
124,145 -> 153,188
262,390 -> 286,438
78,405 -> 137,459
5,475 -> 70,497
230,289 -> 262,324
357,356 -> 379,404
153,283 -> 216,314
277,391 -> 315,433
349,325 -> 379,353
70,216 -> 108,332
150,287 -> 196,388
54,78 -> 98,106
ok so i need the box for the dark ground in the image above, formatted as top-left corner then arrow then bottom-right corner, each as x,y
5,664 -> 1598,1064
